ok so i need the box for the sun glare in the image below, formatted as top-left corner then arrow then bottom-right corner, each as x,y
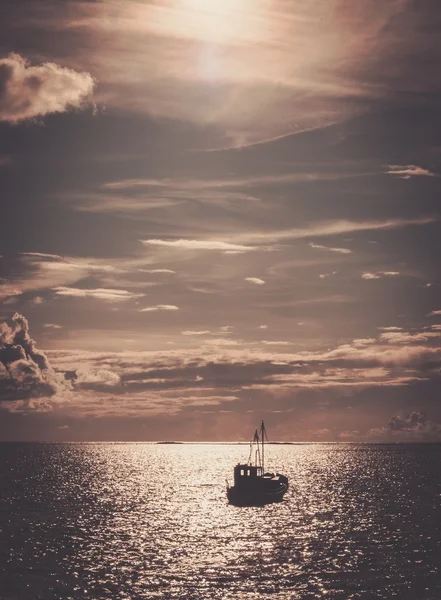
177,0 -> 260,45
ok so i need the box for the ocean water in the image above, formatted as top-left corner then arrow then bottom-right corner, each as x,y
1,443 -> 441,600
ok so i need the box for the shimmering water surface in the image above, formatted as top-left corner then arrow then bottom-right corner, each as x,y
1,443 -> 441,599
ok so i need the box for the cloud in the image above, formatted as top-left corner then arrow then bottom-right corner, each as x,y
380,331 -> 441,344
352,338 -> 376,347
6,0 -> 441,149
389,412 -> 428,431
141,239 -> 254,252
378,326 -> 403,331
202,338 -> 240,347
103,172 -> 362,192
181,330 -> 211,336
244,277 -> 266,285
232,216 -> 437,245
47,331 -> 441,399
139,305 -> 179,312
428,310 -> 441,317
309,243 -> 352,254
75,369 -> 121,387
362,271 -> 400,280
370,412 -> 441,440
181,327 -> 233,337
386,165 -> 436,178
140,269 -> 176,274
0,53 -> 94,123
36,0 -> 430,146
0,253 -> 123,300
44,324 -> 62,329
53,287 -> 143,302
0,313 -> 69,407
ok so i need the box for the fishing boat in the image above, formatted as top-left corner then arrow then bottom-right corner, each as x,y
226,421 -> 289,506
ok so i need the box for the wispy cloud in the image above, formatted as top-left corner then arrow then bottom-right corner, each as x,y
139,305 -> 179,312
309,242 -> 352,254
386,165 -> 436,178
43,0 -> 424,145
181,330 -> 211,336
232,216 -> 437,245
141,239 -> 255,252
362,271 -> 400,280
0,53 -> 94,123
140,269 -> 176,274
0,253 -> 121,300
103,171 -> 364,192
53,287 -> 143,302
244,277 -> 266,285
428,310 -> 441,317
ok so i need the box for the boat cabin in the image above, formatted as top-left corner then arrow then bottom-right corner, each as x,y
234,463 -> 263,486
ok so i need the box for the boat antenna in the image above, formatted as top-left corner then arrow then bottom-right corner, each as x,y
253,427 -> 262,468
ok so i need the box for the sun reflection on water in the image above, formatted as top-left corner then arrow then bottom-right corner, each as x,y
1,442 -> 441,599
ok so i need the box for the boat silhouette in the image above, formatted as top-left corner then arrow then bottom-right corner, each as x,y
226,421 -> 289,506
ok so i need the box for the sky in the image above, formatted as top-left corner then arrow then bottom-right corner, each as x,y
1,0 -> 441,441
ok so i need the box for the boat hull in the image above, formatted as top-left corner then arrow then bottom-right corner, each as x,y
227,481 -> 288,506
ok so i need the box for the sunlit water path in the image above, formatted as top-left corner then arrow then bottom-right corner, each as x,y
1,443 -> 441,599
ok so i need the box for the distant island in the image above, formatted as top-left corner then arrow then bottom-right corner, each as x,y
156,441 -> 183,444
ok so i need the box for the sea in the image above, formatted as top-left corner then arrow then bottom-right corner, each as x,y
1,443 -> 440,600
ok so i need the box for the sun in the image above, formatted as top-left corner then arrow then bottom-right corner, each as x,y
177,0 -> 258,45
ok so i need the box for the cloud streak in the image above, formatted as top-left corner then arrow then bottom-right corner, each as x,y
309,242 -> 352,254
139,305 -> 179,312
53,287 -> 143,302
386,165 -> 436,178
141,239 -> 255,252
231,216 -> 437,245
362,271 -> 400,280
39,0 -> 430,145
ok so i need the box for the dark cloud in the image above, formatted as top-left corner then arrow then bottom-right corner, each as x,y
0,313 -> 69,405
379,410 -> 441,440
388,411 -> 428,431
0,53 -> 94,123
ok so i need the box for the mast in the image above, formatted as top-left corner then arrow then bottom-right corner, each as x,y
261,420 -> 265,473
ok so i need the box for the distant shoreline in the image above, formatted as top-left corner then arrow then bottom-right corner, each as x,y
1,441 -> 441,445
